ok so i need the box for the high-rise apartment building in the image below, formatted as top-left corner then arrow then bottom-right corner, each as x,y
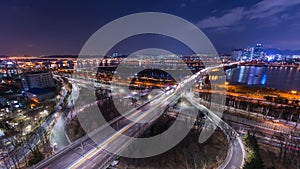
253,44 -> 262,60
231,49 -> 243,61
242,47 -> 254,60
22,71 -> 55,91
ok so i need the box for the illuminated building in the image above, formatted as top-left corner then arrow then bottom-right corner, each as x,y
253,44 -> 262,60
242,47 -> 254,61
22,71 -> 55,91
0,60 -> 20,78
231,49 -> 243,61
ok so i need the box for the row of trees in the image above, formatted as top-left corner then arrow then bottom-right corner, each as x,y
198,92 -> 300,124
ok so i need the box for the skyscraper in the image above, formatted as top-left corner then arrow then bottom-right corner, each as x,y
253,44 -> 262,60
231,49 -> 243,61
242,47 -> 254,61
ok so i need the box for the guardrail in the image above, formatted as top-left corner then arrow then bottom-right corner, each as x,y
185,96 -> 245,169
33,62 -> 241,168
33,90 -> 165,169
32,135 -> 90,169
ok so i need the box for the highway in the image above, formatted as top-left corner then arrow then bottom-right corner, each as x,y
65,72 -> 195,169
185,95 -> 245,169
33,84 -> 182,169
33,62 -> 243,169
195,96 -> 300,142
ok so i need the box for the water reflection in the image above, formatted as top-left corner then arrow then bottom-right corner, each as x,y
227,66 -> 300,91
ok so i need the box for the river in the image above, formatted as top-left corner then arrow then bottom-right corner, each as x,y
226,66 -> 300,91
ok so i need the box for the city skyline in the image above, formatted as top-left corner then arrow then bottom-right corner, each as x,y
1,0 -> 300,55
1,1 -> 300,169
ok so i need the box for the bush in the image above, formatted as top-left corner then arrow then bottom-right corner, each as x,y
28,150 -> 44,166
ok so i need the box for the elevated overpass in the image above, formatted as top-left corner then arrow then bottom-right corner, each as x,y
33,62 -> 243,169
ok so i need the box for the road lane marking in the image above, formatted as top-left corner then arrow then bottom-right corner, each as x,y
68,92 -> 177,169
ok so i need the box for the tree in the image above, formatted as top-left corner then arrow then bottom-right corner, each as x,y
28,150 -> 44,166
243,132 -> 265,169
264,105 -> 271,119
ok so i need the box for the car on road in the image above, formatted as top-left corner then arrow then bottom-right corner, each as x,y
110,160 -> 119,167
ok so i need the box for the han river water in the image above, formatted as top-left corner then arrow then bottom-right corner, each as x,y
226,66 -> 300,91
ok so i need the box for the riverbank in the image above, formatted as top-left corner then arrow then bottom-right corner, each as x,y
200,84 -> 300,102
223,84 -> 300,101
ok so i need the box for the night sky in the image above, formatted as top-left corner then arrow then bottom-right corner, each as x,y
1,0 -> 300,56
